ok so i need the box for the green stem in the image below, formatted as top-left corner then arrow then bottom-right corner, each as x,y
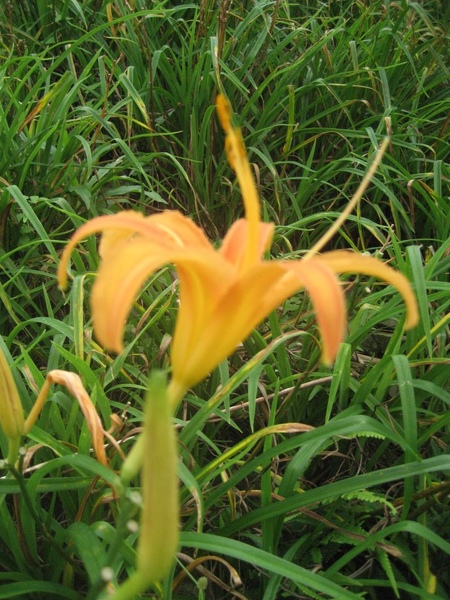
167,378 -> 187,411
8,465 -> 80,571
6,436 -> 21,467
108,571 -> 153,600
86,493 -> 140,600
120,434 -> 145,484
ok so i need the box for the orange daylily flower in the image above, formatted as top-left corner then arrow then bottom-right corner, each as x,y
58,95 -> 418,406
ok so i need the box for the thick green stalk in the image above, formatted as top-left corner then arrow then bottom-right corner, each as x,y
136,371 -> 179,583
110,372 -> 179,600
107,571 -> 151,600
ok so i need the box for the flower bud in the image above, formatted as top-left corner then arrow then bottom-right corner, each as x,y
0,346 -> 25,463
136,371 -> 179,583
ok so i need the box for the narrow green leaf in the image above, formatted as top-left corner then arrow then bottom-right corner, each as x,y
181,532 -> 362,599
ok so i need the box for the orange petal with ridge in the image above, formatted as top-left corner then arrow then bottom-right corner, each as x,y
91,239 -> 233,354
58,210 -> 214,289
173,258 -> 345,389
220,219 -> 274,268
318,250 -> 419,329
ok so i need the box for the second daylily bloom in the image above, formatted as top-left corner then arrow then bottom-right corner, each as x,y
58,95 -> 418,407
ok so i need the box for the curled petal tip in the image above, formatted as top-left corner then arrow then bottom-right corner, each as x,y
93,326 -> 124,356
111,342 -> 124,355
56,262 -> 67,291
318,251 -> 419,334
405,305 -> 419,330
321,351 -> 335,368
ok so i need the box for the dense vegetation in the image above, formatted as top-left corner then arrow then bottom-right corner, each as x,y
0,0 -> 449,598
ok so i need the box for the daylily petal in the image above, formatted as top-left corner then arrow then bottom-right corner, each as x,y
170,258 -> 238,369
57,210 -> 214,290
92,239 -> 234,353
220,219 -> 275,267
144,210 -> 214,250
217,95 -> 261,271
317,251 -> 419,329
173,258 -> 345,389
280,260 -> 346,364
47,370 -> 108,466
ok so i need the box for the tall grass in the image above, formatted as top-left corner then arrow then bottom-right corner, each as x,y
0,0 -> 449,598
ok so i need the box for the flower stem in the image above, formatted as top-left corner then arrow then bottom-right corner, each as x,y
108,571 -> 152,600
6,437 -> 21,467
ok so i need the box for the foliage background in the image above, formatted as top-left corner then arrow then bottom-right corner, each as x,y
0,0 -> 449,598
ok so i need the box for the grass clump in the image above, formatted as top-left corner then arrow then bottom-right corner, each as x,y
0,0 -> 449,598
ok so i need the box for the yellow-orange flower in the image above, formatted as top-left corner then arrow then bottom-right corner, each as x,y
58,95 -> 418,406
